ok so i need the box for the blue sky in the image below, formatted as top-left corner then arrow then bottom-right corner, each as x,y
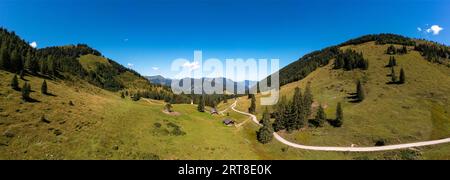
1,0 -> 449,80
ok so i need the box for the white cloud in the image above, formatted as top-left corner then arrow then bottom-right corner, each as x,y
152,67 -> 159,71
182,61 -> 200,71
127,63 -> 134,68
29,41 -> 37,48
421,24 -> 444,35
429,25 -> 443,35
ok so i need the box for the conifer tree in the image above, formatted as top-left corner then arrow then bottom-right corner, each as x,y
19,70 -> 24,79
314,105 -> 326,127
21,82 -> 31,101
46,55 -> 57,76
334,102 -> 343,127
132,93 -> 140,101
284,101 -> 297,132
120,92 -> 125,99
259,107 -> 271,125
257,108 -> 273,144
362,59 -> 369,70
303,83 -> 313,117
292,87 -> 305,129
24,51 -> 32,71
387,45 -> 396,55
248,94 -> 256,114
399,46 -> 408,54
197,94 -> 205,112
387,56 -> 393,67
11,75 -> 19,90
40,58 -> 48,75
257,125 -> 273,144
0,46 -> 10,70
27,56 -> 39,74
10,50 -> 23,73
356,80 -> 365,102
391,67 -> 397,83
41,80 -> 48,95
272,96 -> 287,132
399,68 -> 406,84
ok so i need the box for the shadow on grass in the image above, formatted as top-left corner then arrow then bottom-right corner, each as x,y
348,99 -> 363,103
20,77 -> 30,82
23,97 -> 41,103
346,92 -> 362,103
43,92 -> 57,97
385,81 -> 401,85
326,119 -> 342,127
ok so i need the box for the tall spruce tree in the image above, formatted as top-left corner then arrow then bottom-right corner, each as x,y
19,70 -> 24,79
387,45 -> 396,55
10,50 -> 23,73
11,75 -> 19,90
24,51 -> 33,71
293,87 -> 305,129
248,94 -> 256,114
197,94 -> 205,112
257,125 -> 273,144
257,108 -> 273,144
356,80 -> 365,102
387,56 -> 394,67
41,80 -> 48,94
391,67 -> 397,83
399,68 -> 406,84
132,93 -> 140,101
315,105 -> 326,127
303,83 -> 313,117
25,53 -> 39,74
260,107 -> 271,126
47,55 -> 57,76
334,102 -> 343,127
0,46 -> 10,70
21,82 -> 31,101
400,46 -> 408,54
39,58 -> 48,75
284,100 -> 297,132
272,96 -> 287,132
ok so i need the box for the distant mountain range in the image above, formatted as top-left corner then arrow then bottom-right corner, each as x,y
145,75 -> 257,93
146,75 -> 173,86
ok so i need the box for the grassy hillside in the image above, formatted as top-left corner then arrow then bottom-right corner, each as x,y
78,54 -> 111,71
2,28 -> 449,159
235,41 -> 450,150
2,69 -> 449,160
0,70 -> 336,159
0,70 -> 254,159
0,70 -> 354,159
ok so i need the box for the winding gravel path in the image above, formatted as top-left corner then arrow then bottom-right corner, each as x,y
229,100 -> 450,152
